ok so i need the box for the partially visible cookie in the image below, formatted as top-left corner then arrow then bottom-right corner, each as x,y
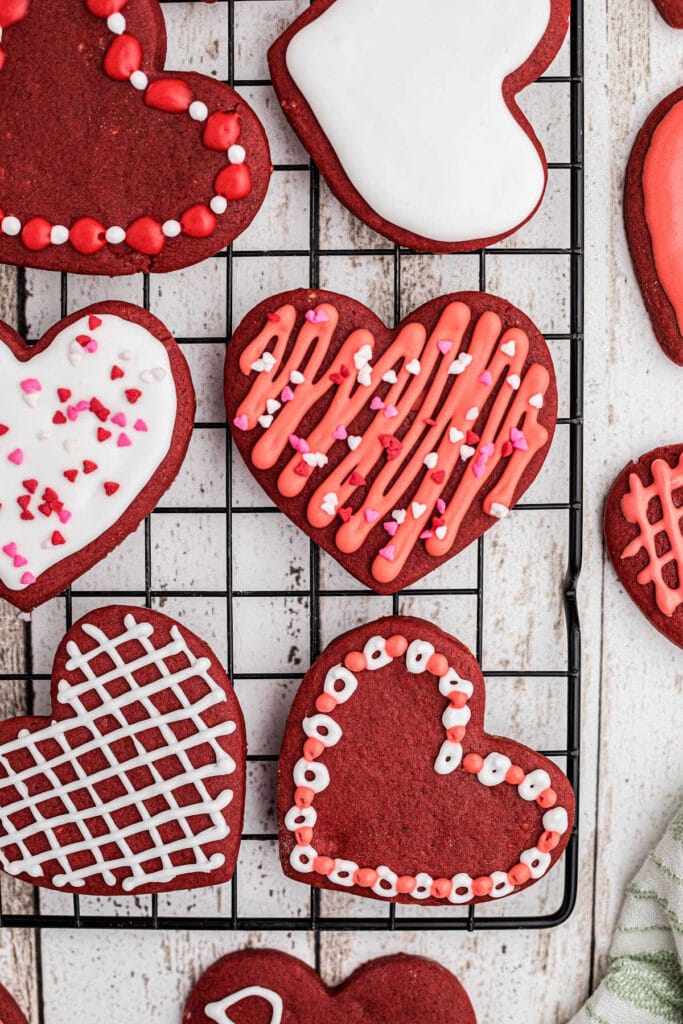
183,950 -> 477,1024
652,1 -> 683,27
0,605 -> 246,895
605,444 -> 683,648
278,616 -> 574,907
0,985 -> 27,1024
625,86 -> 683,365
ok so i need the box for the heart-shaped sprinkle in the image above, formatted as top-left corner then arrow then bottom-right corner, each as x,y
306,308 -> 330,324
501,340 -> 516,356
384,521 -> 398,536
266,398 -> 281,415
134,419 -> 148,432
529,394 -> 544,408
423,452 -> 438,469
7,449 -> 23,465
233,414 -> 248,430
111,412 -> 127,427
449,428 -> 464,443
406,359 -> 421,375
12,554 -> 27,568
20,378 -> 41,394
460,445 -> 476,461
382,370 -> 398,384
290,370 -> 305,385
379,544 -> 395,561
281,386 -> 294,403
365,509 -> 379,524
1,543 -> 17,558
411,502 -> 427,519
490,503 -> 510,519
449,352 -> 473,375
258,415 -> 273,429
357,364 -> 372,387
507,374 -> 521,390
347,435 -> 361,451
465,407 -> 479,421
478,371 -> 493,386
437,339 -> 453,354
392,509 -> 406,524
370,396 -> 384,411
333,425 -> 347,440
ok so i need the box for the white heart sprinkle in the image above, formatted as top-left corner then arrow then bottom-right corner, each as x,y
152,367 -> 167,382
424,452 -> 438,469
290,370 -> 305,385
435,525 -> 448,541
23,393 -> 39,408
460,445 -> 476,461
357,364 -> 372,387
322,492 -> 338,507
261,352 -> 277,371
321,503 -> 337,516
465,407 -> 479,421
258,415 -> 274,428
354,345 -> 373,369
392,509 -> 406,524
529,393 -> 544,409
382,370 -> 398,384
449,353 -> 472,375
411,502 -> 427,519
303,453 -> 329,468
266,399 -> 281,415
41,537 -> 52,550
37,430 -> 51,441
63,438 -> 80,453
119,350 -> 135,362
507,375 -> 521,390
69,342 -> 82,367
406,359 -> 421,375
347,436 -> 362,451
139,370 -> 154,383
501,340 -> 516,357
449,428 -> 464,443
490,503 -> 510,519
251,359 -> 266,373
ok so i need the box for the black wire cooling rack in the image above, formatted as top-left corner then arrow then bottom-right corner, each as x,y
0,0 -> 584,935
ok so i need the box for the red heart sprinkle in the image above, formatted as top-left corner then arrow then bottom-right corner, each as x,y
97,428 -> 112,443
349,471 -> 367,487
329,373 -> 344,385
125,389 -> 142,404
104,482 -> 120,496
22,479 -> 38,494
379,434 -> 402,461
90,398 -> 111,422
266,312 -> 281,323
83,461 -> 98,474
52,411 -> 67,425
466,431 -> 480,445
63,469 -> 78,483
17,494 -> 30,510
502,441 -> 514,457
88,314 -> 102,331
0,424 -> 8,435
338,507 -> 353,523
38,503 -> 52,517
294,463 -> 311,478
57,388 -> 71,403
51,531 -> 65,546
20,511 -> 34,521
43,487 -> 58,502
431,470 -> 446,484
111,365 -> 125,380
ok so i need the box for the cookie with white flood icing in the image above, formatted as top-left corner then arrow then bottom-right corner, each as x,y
0,301 -> 195,611
184,950 -> 477,1024
226,289 -> 557,594
269,0 -> 570,252
0,605 -> 246,896
278,616 -> 574,907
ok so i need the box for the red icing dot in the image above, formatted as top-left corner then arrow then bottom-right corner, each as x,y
21,217 -> 52,251
103,34 -> 142,81
472,876 -> 493,898
63,469 -> 78,483
125,388 -> 142,404
52,411 -> 67,425
508,863 -> 532,886
315,693 -> 336,713
202,111 -> 241,151
312,856 -> 334,876
97,427 -> 112,442
51,531 -> 65,546
303,737 -> 324,761
180,204 -> 217,239
83,460 -> 97,474
294,827 -> 313,846
70,217 -> 106,255
463,753 -> 484,773
537,830 -> 560,853
294,786 -> 314,809
505,764 -> 525,785
427,652 -> 449,677
354,868 -> 378,889
396,875 -> 416,895
448,691 -> 468,709
103,481 -> 120,495
385,634 -> 408,657
0,0 -> 29,29
344,651 -> 366,672
85,0 -> 126,16
537,788 -> 558,808
215,163 -> 252,201
446,725 -> 466,743
126,216 -> 165,256
111,365 -> 124,380
22,479 -> 37,494
57,388 -> 71,403
144,79 -> 192,113
431,878 -> 452,899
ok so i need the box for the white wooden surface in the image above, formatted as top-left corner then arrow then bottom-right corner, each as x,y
0,1 -> 681,1021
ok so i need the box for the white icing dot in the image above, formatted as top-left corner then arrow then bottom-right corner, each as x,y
162,220 -> 182,238
106,226 -> 126,245
448,873 -> 473,904
130,70 -> 148,91
372,865 -> 398,898
518,768 -> 551,801
189,100 -> 209,121
543,807 -> 569,834
227,144 -> 246,164
2,216 -> 21,236
107,12 -> 126,33
50,225 -> 69,245
329,859 -> 358,887
210,195 -> 228,215
478,752 -> 512,787
490,870 -> 514,898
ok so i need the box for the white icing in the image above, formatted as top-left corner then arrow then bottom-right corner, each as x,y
0,314 -> 178,591
405,639 -> 434,672
372,864 -> 398,898
521,846 -> 552,879
543,807 -> 569,834
205,987 -> 283,1024
285,0 -> 552,242
518,768 -> 551,800
284,805 -> 317,831
363,635 -> 392,669
434,739 -> 462,775
289,845 -> 317,872
302,713 -> 342,747
478,752 -> 512,787
329,857 -> 358,886
448,873 -> 473,904
412,872 -> 434,899
489,870 -> 514,898
293,758 -> 329,793
0,614 -> 237,891
323,664 -> 358,703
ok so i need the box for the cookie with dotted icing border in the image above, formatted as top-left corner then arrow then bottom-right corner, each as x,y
0,301 -> 195,611
652,1 -> 683,27
183,949 -> 477,1024
0,985 -> 27,1024
268,0 -> 570,253
0,0 -> 271,275
625,86 -> 683,365
605,443 -> 683,648
226,288 -> 558,594
0,604 -> 246,896
278,616 -> 574,907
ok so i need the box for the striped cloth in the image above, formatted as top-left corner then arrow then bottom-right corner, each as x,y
571,804 -> 683,1024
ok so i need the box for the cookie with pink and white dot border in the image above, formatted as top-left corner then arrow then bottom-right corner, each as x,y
278,616 -> 574,907
0,0 -> 271,275
0,301 -> 195,610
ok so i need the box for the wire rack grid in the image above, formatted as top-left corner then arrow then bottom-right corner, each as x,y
0,0 -> 584,938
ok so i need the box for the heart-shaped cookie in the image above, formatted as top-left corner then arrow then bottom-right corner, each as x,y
0,985 -> 27,1024
605,443 -> 683,648
652,0 -> 683,26
227,289 -> 557,594
183,950 -> 477,1024
625,86 -> 683,365
0,0 -> 270,275
268,0 -> 569,252
0,605 -> 245,895
278,617 -> 574,907
0,301 -> 194,610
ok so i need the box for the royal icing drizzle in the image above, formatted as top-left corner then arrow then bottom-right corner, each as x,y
205,987 -> 283,1024
233,300 -> 551,585
0,312 -> 177,591
284,633 -> 570,903
621,453 -> 683,618
0,0 -> 253,257
0,613 -> 238,891
643,98 -> 683,335
285,0 -> 552,243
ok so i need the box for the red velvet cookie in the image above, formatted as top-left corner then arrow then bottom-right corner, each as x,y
226,289 -> 557,594
0,0 -> 271,275
0,605 -> 246,896
268,0 -> 570,252
652,1 -> 683,27
0,985 -> 27,1024
625,86 -> 683,365
183,950 -> 477,1024
278,616 -> 574,907
0,301 -> 195,611
605,444 -> 683,648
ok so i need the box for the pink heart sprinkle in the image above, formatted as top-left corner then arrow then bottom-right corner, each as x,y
481,443 -> 495,457
420,530 -> 433,540
289,435 -> 309,454
2,543 -> 17,557
472,457 -> 487,479
233,415 -> 249,431
305,309 -> 330,324
437,340 -> 453,355
111,412 -> 127,427
20,572 -> 36,585
13,555 -> 27,568
510,427 -> 524,443
370,396 -> 385,411
384,405 -> 398,418
134,419 -> 148,432
384,521 -> 398,536
20,378 -> 41,393
436,499 -> 446,514
8,449 -> 23,465
58,510 -> 72,524
86,339 -> 98,353
478,371 -> 493,386
332,425 -> 347,440
365,509 -> 379,524
76,400 -> 90,412
117,433 -> 132,448
67,406 -> 79,421
281,386 -> 294,403
379,544 -> 395,561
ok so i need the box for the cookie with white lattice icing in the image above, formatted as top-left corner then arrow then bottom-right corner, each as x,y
183,949 -> 477,1024
226,288 -> 557,594
0,0 -> 270,275
605,444 -> 683,648
0,301 -> 195,611
0,605 -> 246,895
278,616 -> 574,907
268,0 -> 570,252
